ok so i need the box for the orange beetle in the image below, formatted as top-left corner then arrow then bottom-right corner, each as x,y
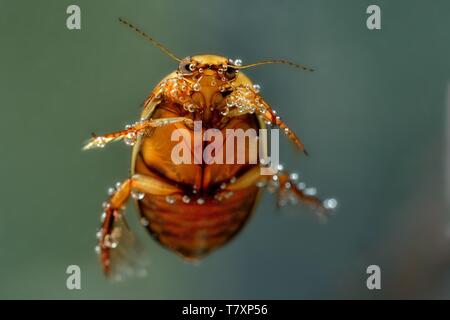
84,18 -> 337,277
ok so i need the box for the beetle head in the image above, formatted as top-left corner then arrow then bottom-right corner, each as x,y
177,55 -> 240,86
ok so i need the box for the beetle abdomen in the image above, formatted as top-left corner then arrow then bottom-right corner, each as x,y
137,185 -> 258,258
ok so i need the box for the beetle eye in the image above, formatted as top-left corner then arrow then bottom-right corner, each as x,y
224,66 -> 236,80
179,59 -> 194,75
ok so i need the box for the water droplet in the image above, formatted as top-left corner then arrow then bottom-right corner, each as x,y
210,80 -> 217,86
277,164 -> 284,171
115,182 -> 122,189
234,59 -> 242,66
131,191 -> 145,200
95,246 -> 101,254
107,187 -> 115,195
100,211 -> 107,222
182,195 -> 191,203
220,183 -> 227,189
284,182 -> 292,189
289,173 -> 299,181
323,198 -> 338,210
197,198 -> 205,205
96,230 -> 103,239
272,175 -> 279,182
297,182 -> 306,190
230,177 -> 237,184
189,63 -> 196,71
165,195 -> 175,204
252,84 -> 261,93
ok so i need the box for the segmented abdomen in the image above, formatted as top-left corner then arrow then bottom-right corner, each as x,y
137,186 -> 259,259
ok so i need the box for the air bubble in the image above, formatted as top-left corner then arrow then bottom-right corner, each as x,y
131,191 -> 145,200
140,217 -> 149,226
234,59 -> 243,66
252,84 -> 261,93
193,83 -> 201,91
197,198 -> 205,205
182,195 -> 191,203
165,195 -> 175,204
304,187 -> 317,196
107,187 -> 115,195
124,132 -> 137,146
323,198 -> 338,210
93,136 -> 107,148
289,173 -> 299,181
95,246 -> 101,254
256,181 -> 267,188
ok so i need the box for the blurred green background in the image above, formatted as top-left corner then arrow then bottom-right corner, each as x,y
1,0 -> 449,299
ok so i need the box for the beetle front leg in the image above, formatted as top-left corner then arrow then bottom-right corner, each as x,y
83,117 -> 194,150
224,85 -> 308,155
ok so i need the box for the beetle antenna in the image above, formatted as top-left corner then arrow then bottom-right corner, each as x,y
118,18 -> 182,62
235,59 -> 315,72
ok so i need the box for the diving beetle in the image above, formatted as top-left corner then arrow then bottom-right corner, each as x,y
84,18 -> 337,277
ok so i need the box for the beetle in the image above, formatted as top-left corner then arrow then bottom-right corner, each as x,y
84,18 -> 337,277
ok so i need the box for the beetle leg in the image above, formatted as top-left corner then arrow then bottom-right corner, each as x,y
257,107 -> 308,155
268,168 -> 337,220
223,85 -> 308,155
227,166 -> 337,219
97,179 -> 136,278
97,174 -> 181,278
83,117 -> 194,150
